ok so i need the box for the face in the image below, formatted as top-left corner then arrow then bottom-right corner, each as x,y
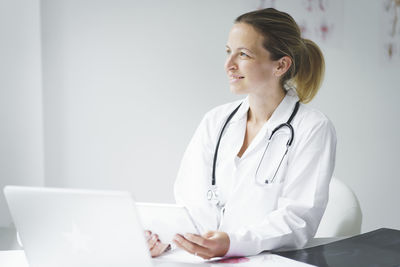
225,23 -> 280,95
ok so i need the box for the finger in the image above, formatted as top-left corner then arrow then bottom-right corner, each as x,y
148,234 -> 159,250
144,230 -> 151,240
150,241 -> 170,257
174,237 -> 195,254
202,231 -> 215,239
193,250 -> 213,260
156,242 -> 170,253
184,233 -> 213,248
173,234 -> 210,256
150,241 -> 161,257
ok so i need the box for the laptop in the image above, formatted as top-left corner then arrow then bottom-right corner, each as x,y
3,186 -> 187,267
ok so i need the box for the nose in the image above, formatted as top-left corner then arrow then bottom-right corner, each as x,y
224,55 -> 237,72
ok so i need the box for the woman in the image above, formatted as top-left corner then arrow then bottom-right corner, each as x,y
148,7 -> 336,259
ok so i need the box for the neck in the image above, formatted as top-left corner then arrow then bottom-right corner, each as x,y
247,88 -> 286,124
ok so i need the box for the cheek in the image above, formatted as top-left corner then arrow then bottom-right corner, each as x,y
245,62 -> 274,83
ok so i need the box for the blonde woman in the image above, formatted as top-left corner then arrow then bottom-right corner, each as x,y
148,7 -> 336,259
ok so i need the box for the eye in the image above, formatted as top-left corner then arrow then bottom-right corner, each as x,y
226,49 -> 231,55
239,51 -> 250,58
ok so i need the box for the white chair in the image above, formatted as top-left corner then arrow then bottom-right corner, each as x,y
315,177 -> 362,237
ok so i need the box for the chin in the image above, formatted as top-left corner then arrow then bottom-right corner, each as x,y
229,86 -> 248,95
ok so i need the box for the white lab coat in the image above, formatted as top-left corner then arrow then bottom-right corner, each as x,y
174,89 -> 336,256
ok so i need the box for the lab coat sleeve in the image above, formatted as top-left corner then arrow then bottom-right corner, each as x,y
225,116 -> 337,257
174,113 -> 218,232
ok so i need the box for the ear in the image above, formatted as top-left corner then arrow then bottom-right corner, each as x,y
274,56 -> 292,77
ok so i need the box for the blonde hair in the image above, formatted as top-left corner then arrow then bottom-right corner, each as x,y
235,8 -> 325,103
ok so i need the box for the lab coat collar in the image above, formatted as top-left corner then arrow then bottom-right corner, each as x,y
229,89 -> 299,128
229,97 -> 250,123
265,89 -> 300,131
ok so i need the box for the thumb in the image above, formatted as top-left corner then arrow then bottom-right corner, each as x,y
202,231 -> 216,239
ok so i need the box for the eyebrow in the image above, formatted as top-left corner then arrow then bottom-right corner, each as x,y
225,45 -> 254,54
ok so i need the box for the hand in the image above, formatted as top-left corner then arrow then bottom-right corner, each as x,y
145,230 -> 171,257
173,231 -> 230,259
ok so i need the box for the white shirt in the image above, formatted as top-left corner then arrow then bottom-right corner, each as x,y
174,89 -> 337,256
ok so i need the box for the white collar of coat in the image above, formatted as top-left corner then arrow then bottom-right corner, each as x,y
229,89 -> 300,130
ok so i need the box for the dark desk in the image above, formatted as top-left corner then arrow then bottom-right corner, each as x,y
276,228 -> 400,267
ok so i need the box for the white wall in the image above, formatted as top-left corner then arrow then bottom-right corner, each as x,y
40,0 -> 249,203
310,1 -> 400,233
0,0 -> 44,227
2,0 -> 398,233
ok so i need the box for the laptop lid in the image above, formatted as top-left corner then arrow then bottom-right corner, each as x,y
4,185 -> 153,267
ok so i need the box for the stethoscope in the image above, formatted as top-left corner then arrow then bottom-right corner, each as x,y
207,101 -> 300,210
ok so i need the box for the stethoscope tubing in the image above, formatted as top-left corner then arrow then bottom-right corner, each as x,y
211,103 -> 242,186
211,101 -> 300,187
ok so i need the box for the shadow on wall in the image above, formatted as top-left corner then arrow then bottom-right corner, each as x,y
0,226 -> 22,250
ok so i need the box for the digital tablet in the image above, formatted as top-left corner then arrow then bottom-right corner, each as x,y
136,202 -> 200,244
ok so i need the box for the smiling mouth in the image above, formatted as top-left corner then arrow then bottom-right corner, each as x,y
229,76 -> 245,82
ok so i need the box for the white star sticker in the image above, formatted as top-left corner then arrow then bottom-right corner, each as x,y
62,222 -> 92,254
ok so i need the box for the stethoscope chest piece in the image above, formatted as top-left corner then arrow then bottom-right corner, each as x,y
207,185 -> 224,209
207,185 -> 219,200
207,189 -> 214,201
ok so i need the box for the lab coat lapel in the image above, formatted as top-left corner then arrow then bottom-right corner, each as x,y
223,97 -> 249,161
238,90 -> 299,159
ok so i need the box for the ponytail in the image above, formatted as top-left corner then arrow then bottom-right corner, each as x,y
293,39 -> 325,103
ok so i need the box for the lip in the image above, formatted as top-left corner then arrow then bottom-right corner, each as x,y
228,74 -> 245,83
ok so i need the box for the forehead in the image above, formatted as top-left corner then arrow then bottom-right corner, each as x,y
227,23 -> 265,51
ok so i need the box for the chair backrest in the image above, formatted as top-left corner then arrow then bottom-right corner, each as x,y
315,177 -> 362,237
